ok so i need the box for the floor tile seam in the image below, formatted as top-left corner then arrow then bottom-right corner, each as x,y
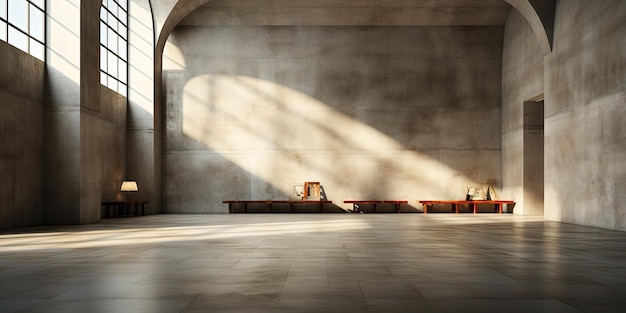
176,294 -> 203,313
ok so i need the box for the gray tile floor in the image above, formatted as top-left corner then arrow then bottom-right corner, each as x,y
1,214 -> 625,313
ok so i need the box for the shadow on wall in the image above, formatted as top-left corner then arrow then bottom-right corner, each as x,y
163,74 -> 493,213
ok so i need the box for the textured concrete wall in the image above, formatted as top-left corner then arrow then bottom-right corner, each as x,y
0,43 -> 45,230
501,9 -> 545,215
78,0 -> 105,224
99,87 -> 128,203
163,25 -> 504,213
544,0 -> 625,230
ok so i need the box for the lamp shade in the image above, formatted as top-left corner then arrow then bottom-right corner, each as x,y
120,181 -> 138,192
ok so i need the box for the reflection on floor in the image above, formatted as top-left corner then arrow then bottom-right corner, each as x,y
1,214 -> 625,313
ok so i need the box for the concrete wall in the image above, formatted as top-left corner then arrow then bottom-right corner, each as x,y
544,0 -> 625,230
0,42 -> 45,230
501,9 -> 545,215
100,87 -> 128,203
163,25 -> 504,213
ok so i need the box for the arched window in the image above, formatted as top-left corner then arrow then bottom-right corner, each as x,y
0,0 -> 45,60
100,0 -> 128,96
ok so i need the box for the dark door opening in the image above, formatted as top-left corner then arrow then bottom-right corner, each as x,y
523,96 -> 544,215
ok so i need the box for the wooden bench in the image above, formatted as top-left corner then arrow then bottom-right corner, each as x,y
343,200 -> 408,213
101,201 -> 149,218
418,200 -> 515,214
223,200 -> 333,213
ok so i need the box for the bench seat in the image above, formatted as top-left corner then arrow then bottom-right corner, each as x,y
223,200 -> 333,213
343,200 -> 408,213
418,200 -> 515,214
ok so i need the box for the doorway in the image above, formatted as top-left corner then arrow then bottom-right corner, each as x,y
523,96 -> 544,215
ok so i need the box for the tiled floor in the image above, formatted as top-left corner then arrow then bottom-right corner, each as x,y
1,214 -> 625,313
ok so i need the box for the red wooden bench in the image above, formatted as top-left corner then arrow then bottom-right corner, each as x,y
418,200 -> 515,214
343,200 -> 408,213
223,200 -> 333,213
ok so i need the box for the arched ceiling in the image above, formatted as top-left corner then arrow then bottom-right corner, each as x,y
178,0 -> 513,26
152,0 -> 553,61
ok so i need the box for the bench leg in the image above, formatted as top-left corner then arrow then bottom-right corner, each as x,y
422,204 -> 428,214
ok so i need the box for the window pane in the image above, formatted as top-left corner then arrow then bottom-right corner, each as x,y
1,1 -> 7,20
31,0 -> 45,10
30,38 -> 44,60
119,84 -> 127,97
8,0 -> 28,31
0,21 -> 6,41
118,36 -> 127,59
108,51 -> 117,76
119,59 -> 127,83
100,45 -> 108,71
108,12 -> 117,31
101,72 -> 107,86
100,7 -> 107,21
120,24 -> 127,40
100,21 -> 107,44
108,28 -> 117,51
119,8 -> 127,27
117,22 -> 126,37
107,76 -> 117,91
29,6 -> 44,41
8,26 -> 28,53
109,1 -> 118,17
118,0 -> 128,11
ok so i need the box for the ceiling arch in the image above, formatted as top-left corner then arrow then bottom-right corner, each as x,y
152,0 -> 553,60
504,0 -> 554,55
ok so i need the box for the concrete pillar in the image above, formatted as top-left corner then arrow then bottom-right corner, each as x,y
45,0 -> 102,224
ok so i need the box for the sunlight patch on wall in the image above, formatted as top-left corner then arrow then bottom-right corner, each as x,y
544,184 -> 562,221
182,75 -> 479,205
162,39 -> 186,71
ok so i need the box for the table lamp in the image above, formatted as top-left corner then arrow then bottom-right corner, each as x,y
121,181 -> 138,201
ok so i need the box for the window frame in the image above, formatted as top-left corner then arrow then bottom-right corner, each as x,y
0,0 -> 46,61
100,0 -> 129,97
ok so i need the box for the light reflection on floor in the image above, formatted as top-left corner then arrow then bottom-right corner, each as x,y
1,214 -> 625,313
